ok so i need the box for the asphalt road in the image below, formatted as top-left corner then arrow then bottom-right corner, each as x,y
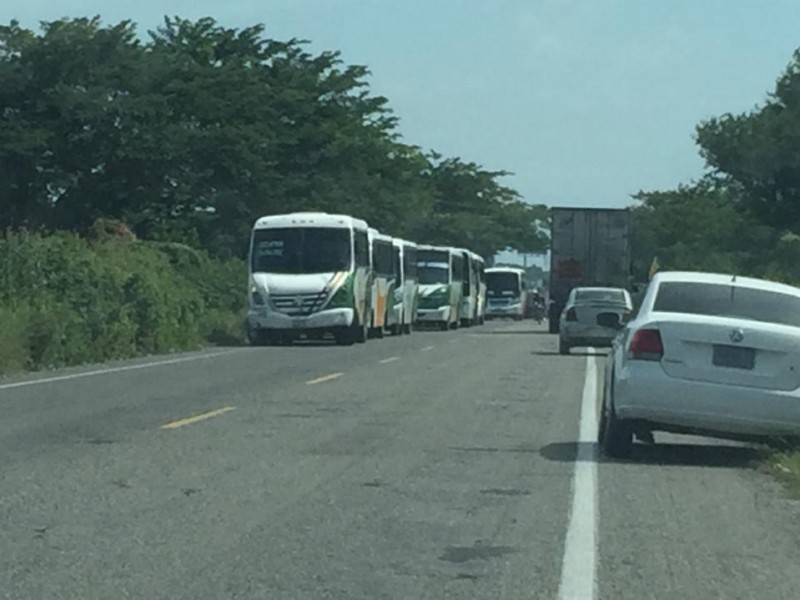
1,321 -> 800,599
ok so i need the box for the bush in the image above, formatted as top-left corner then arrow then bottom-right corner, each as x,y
0,230 -> 246,376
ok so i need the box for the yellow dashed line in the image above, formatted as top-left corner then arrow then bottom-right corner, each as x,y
306,372 -> 344,385
161,406 -> 236,430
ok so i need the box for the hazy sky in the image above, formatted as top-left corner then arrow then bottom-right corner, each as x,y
9,0 -> 800,210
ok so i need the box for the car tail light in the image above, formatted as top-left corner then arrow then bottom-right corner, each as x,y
566,308 -> 577,322
629,328 -> 663,361
621,310 -> 632,323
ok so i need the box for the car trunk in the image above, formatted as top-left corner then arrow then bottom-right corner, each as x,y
655,314 -> 800,391
573,303 -> 629,328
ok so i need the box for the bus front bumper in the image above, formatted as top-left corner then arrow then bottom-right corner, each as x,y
247,308 -> 355,331
416,306 -> 451,322
485,304 -> 522,318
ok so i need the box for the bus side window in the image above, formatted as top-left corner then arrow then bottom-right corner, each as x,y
354,231 -> 369,267
393,247 -> 402,282
404,247 -> 417,280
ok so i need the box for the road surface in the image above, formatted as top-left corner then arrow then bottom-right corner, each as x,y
1,321 -> 799,599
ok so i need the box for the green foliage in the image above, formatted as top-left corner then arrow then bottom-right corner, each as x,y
0,231 -> 245,376
0,16 -> 540,259
0,15 -> 542,375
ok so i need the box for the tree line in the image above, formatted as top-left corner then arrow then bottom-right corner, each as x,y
631,48 -> 800,284
0,16 -> 548,259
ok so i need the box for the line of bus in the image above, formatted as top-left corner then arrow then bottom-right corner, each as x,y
245,212 -> 488,345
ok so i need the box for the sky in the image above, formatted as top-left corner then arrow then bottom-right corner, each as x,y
8,0 -> 800,214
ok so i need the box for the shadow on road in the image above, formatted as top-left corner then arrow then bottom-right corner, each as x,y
471,329 -> 551,336
539,441 -> 761,468
531,350 -> 608,357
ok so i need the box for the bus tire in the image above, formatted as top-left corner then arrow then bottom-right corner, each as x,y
334,328 -> 356,346
355,317 -> 368,344
247,325 -> 268,346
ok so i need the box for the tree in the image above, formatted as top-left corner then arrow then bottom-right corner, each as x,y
0,16 -> 538,260
696,49 -> 800,231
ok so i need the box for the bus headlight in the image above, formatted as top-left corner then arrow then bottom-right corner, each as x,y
250,285 -> 266,307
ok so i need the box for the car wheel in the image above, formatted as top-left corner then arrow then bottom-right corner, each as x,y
601,403 -> 633,459
558,338 -> 570,355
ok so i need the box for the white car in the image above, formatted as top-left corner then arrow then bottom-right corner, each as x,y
559,287 -> 633,354
600,271 -> 800,457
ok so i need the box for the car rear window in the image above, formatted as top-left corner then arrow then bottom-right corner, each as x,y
574,289 -> 626,304
653,282 -> 800,328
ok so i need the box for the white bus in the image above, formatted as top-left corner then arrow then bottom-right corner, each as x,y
485,267 -> 528,321
456,248 -> 479,327
247,212 -> 371,345
416,245 -> 463,330
368,228 -> 395,338
472,252 -> 487,325
387,239 -> 418,335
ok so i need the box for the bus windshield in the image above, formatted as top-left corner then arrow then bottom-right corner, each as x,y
251,227 -> 351,274
418,250 -> 450,284
487,272 -> 521,297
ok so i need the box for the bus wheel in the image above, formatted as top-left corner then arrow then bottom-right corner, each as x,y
356,319 -> 368,344
247,326 -> 267,346
334,328 -> 355,346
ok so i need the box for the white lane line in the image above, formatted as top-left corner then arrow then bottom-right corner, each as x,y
379,356 -> 400,364
0,350 -> 241,391
420,346 -> 434,352
558,353 -> 599,600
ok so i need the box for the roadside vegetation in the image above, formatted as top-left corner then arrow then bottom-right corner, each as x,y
0,16 -> 548,376
0,223 -> 246,376
765,450 -> 800,498
632,49 -> 800,489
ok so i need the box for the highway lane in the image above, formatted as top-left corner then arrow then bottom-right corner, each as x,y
1,321 -> 800,598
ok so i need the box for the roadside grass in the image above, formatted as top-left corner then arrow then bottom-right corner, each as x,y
0,229 -> 247,377
763,446 -> 800,498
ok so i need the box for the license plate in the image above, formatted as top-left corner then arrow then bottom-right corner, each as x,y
596,312 -> 621,329
712,345 -> 755,370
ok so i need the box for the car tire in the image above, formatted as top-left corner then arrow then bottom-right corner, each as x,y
558,338 -> 570,355
601,403 -> 633,459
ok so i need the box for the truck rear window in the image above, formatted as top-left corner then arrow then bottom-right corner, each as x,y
653,282 -> 800,328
